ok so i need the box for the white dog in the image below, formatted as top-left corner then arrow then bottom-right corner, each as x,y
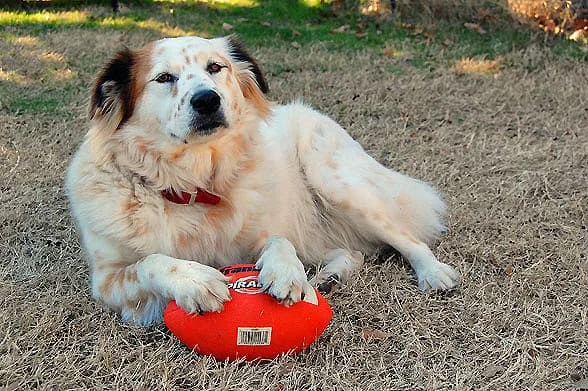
66,36 -> 460,325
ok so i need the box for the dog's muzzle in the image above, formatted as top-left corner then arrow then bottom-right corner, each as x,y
189,90 -> 227,135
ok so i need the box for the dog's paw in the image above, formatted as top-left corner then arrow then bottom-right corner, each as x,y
314,273 -> 341,294
256,237 -> 315,306
172,263 -> 232,313
310,249 -> 364,294
417,262 -> 460,291
140,256 -> 231,314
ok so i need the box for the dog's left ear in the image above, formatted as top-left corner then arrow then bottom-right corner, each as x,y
226,35 -> 269,94
226,36 -> 271,117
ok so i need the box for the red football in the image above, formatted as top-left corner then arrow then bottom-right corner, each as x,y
164,263 -> 333,361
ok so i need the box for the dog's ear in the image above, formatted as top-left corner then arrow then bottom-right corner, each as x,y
226,35 -> 269,94
89,48 -> 135,129
226,36 -> 270,117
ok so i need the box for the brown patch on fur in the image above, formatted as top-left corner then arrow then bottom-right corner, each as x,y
206,203 -> 234,229
186,74 -> 194,80
339,200 -> 352,209
98,269 -> 125,298
134,222 -> 148,237
169,145 -> 187,161
231,133 -> 248,153
184,55 -> 191,65
238,74 -> 271,118
240,157 -> 256,173
95,260 -> 131,272
177,233 -> 191,250
129,43 -> 154,122
371,211 -> 384,222
325,158 -> 337,169
179,92 -> 189,110
124,197 -> 141,213
125,266 -> 139,283
171,83 -> 178,98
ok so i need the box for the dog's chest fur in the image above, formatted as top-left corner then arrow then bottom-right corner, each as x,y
70,119 -> 363,267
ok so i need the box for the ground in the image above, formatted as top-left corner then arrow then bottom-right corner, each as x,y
0,2 -> 587,390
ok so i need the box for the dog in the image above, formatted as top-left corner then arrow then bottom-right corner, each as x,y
66,36 -> 460,325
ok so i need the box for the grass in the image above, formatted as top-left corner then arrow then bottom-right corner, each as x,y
1,1 -> 585,114
1,1 -> 587,390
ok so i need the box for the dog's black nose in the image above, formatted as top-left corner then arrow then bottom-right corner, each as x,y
190,90 -> 221,115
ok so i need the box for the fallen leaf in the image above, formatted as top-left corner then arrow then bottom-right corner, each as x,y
360,327 -> 391,341
222,22 -> 233,31
573,18 -> 588,31
355,31 -> 368,38
504,264 -> 514,276
569,29 -> 587,42
482,365 -> 505,378
291,41 -> 301,49
260,21 -> 271,27
382,47 -> 395,56
292,29 -> 301,36
333,24 -> 350,33
464,22 -> 487,35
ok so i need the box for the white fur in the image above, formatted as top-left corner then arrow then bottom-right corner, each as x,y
66,36 -> 460,325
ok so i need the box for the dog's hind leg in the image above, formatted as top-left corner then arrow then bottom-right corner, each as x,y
286,103 -> 460,291
310,249 -> 364,293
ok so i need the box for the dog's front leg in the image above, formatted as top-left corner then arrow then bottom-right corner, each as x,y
255,236 -> 316,305
83,231 -> 230,325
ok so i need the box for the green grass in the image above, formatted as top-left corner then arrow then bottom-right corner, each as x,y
0,0 -> 586,114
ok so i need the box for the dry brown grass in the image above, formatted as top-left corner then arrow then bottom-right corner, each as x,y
1,18 -> 588,391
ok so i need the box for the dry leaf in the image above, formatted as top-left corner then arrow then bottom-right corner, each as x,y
569,29 -> 587,42
222,22 -> 233,31
464,22 -> 487,35
482,365 -> 505,378
504,264 -> 514,276
333,24 -> 350,33
355,31 -> 368,38
260,21 -> 272,27
291,41 -> 301,49
360,327 -> 391,341
382,47 -> 395,56
292,29 -> 301,36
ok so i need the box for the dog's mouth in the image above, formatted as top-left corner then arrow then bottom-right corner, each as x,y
189,113 -> 228,136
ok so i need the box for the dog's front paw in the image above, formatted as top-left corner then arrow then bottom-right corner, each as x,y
140,256 -> 231,314
256,237 -> 315,306
172,263 -> 232,313
417,262 -> 460,291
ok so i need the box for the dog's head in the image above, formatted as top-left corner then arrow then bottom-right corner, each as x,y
89,36 -> 269,143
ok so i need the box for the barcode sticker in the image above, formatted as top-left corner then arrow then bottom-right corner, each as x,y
237,327 -> 272,346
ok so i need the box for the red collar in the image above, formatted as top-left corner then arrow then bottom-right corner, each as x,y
161,188 -> 221,205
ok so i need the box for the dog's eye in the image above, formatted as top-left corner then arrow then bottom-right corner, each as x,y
207,63 -> 224,75
154,73 -> 176,83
